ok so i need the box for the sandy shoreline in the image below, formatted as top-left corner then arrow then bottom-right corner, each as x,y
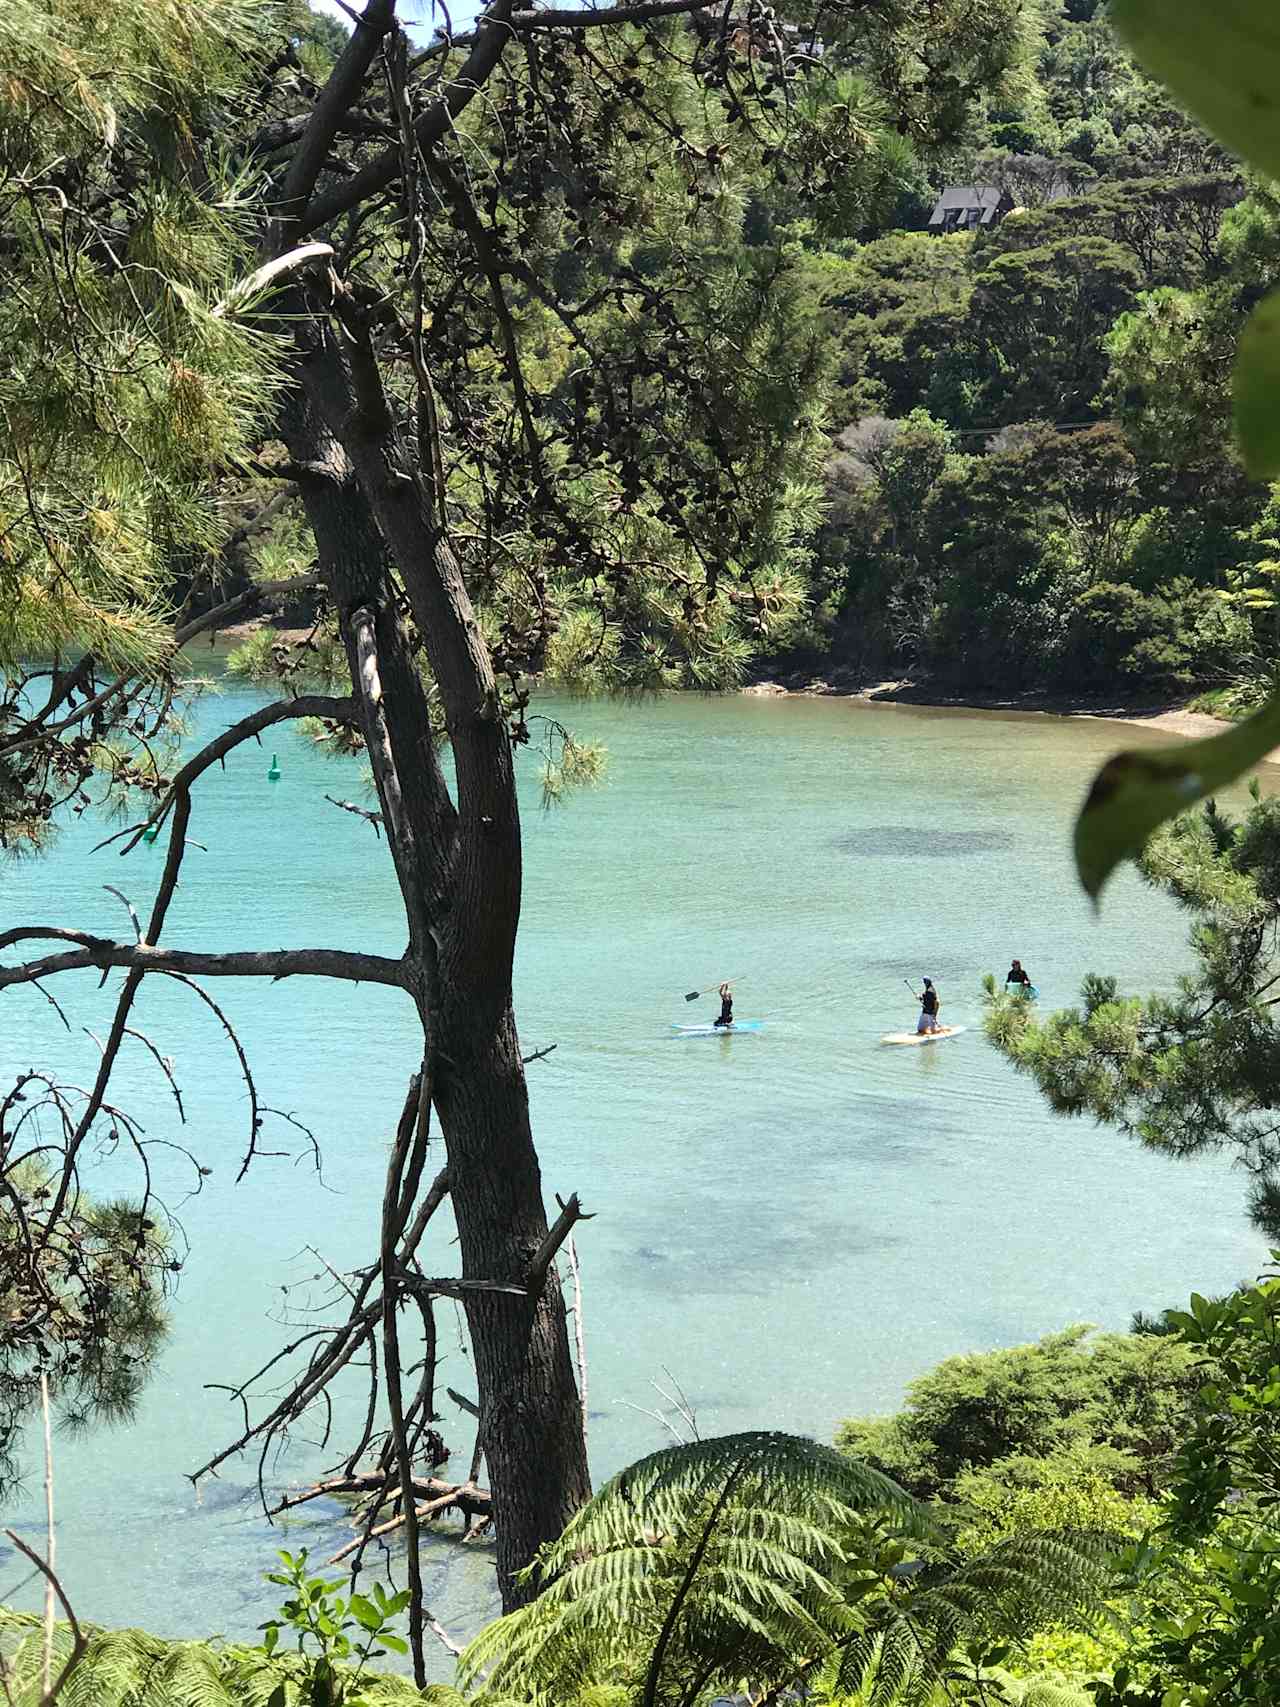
742,675 -> 1252,747
208,619 -> 1262,752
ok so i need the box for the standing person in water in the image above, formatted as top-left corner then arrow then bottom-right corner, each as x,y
917,978 -> 941,1034
1005,959 -> 1032,991
714,981 -> 734,1029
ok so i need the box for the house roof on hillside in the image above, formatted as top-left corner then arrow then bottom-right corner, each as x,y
927,185 -> 1011,231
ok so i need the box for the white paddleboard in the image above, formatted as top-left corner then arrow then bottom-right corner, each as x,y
880,1025 -> 967,1047
671,1020 -> 764,1036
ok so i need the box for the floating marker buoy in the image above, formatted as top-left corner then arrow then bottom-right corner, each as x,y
142,823 -> 159,844
267,754 -> 281,783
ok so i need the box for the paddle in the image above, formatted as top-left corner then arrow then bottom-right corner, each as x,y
684,976 -> 740,1002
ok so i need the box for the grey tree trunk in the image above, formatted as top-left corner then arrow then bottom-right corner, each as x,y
280,340 -> 591,1608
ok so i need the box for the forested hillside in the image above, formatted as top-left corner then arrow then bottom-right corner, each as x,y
214,1 -> 1280,705
771,0 -> 1280,700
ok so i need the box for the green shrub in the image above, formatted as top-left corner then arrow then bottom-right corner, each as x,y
1062,579 -> 1249,691
835,1325 -> 1200,1501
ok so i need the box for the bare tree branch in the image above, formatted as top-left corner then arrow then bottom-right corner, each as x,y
301,0 -> 516,233
91,694 -> 356,855
567,1233 -> 588,1452
526,1192 -> 592,1296
325,794 -> 383,833
514,0 -> 718,25
39,1376 -> 54,1701
0,939 -> 410,991
173,570 -> 319,647
276,1 -> 397,239
2,1532 -> 85,1707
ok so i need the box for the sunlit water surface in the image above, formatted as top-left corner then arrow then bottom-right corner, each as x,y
1,683 -> 1268,1667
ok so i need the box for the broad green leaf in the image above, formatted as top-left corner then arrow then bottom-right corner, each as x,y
1236,290 -> 1280,477
1109,0 -> 1280,184
1074,692 -> 1280,898
348,1593 -> 382,1632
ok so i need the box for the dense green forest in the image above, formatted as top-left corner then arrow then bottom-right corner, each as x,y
195,1 -> 1280,705
779,6 -> 1280,699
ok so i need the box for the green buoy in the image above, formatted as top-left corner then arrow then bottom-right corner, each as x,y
143,823 -> 159,844
267,753 -> 281,783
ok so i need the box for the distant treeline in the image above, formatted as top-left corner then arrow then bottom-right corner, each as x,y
777,2 -> 1280,700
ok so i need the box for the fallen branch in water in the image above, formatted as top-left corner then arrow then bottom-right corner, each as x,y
327,1479 -> 488,1566
282,1469 -> 490,1516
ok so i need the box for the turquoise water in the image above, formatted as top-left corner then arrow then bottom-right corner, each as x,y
0,683 -> 1269,1663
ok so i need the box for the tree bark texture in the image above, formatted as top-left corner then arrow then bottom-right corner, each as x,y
280,328 -> 591,1607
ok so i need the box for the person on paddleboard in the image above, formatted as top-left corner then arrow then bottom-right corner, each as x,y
1005,959 -> 1032,990
714,982 -> 734,1029
917,978 -> 941,1035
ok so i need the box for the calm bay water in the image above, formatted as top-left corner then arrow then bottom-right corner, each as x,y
0,682 -> 1268,1662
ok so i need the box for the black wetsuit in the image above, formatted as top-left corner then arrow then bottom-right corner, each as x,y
714,995 -> 733,1029
1006,966 -> 1031,988
921,988 -> 939,1018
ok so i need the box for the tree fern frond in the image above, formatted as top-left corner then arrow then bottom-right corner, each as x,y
463,1431 -> 921,1704
541,1431 -> 920,1571
0,1612 -> 419,1707
907,1528 -> 1117,1650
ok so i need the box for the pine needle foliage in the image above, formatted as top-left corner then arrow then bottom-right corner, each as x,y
0,0 -> 291,674
0,1152 -> 170,1495
984,794 -> 1280,1237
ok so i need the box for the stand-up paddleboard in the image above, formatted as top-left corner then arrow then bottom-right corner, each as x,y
671,1020 -> 765,1036
880,1025 -> 967,1047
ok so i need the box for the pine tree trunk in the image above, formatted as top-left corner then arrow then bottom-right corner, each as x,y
431,1002 -> 594,1601
281,336 -> 591,1608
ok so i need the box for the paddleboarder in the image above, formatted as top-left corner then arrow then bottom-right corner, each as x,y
714,981 -> 734,1029
1005,959 -> 1033,991
917,978 -> 941,1035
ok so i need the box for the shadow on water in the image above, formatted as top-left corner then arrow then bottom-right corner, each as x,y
834,826 -> 1013,857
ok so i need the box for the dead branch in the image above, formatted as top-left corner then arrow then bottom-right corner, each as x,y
212,243 -> 336,317
379,1054 -> 429,1686
40,1376 -> 54,1699
120,1028 -> 185,1121
526,1192 -> 593,1297
325,1479 -> 486,1568
404,1274 -> 530,1301
567,1233 -> 588,1451
93,693 -> 356,855
172,570 -> 319,647
447,1387 -> 480,1418
0,939 -> 410,991
400,1164 -> 451,1266
514,0 -> 717,25
325,794 -> 383,833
